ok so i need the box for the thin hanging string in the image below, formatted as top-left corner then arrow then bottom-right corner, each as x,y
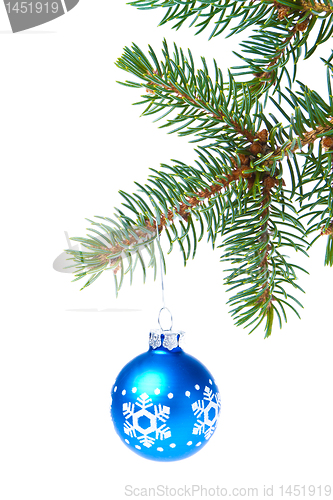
156,227 -> 165,309
156,224 -> 173,332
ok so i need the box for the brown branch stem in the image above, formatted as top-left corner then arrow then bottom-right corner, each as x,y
269,118 -> 333,162
264,0 -> 333,15
254,21 -> 308,84
257,176 -> 280,308
90,165 -> 256,273
300,0 -> 333,14
89,129 -> 271,272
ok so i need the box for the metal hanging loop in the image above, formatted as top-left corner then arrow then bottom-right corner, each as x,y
158,306 -> 173,332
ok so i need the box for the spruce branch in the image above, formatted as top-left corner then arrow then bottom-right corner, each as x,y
266,75 -> 333,263
220,174 -> 307,337
116,40 -> 258,149
67,149 -> 254,292
67,2 -> 333,336
232,14 -> 317,95
238,20 -> 306,94
129,0 -> 333,97
129,0 -> 333,35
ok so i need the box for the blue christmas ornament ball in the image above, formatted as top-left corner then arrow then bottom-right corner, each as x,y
110,330 -> 221,461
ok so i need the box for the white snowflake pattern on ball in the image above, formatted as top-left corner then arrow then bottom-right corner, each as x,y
122,392 -> 171,448
191,386 -> 221,440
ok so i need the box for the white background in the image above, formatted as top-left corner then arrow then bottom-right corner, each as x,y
0,1 -> 332,499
